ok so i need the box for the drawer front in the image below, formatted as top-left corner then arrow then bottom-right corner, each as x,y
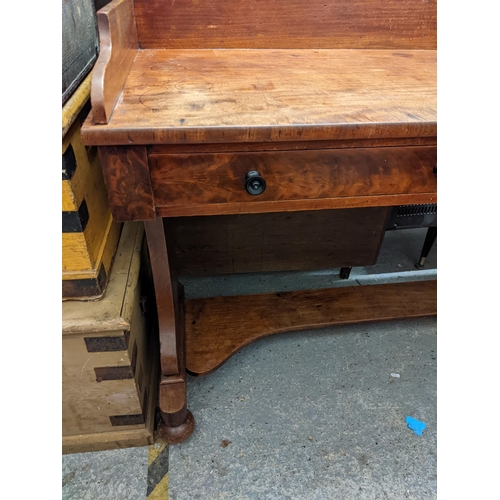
149,146 -> 436,215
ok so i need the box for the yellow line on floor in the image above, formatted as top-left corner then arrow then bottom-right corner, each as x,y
148,474 -> 169,499
147,440 -> 169,498
148,441 -> 167,465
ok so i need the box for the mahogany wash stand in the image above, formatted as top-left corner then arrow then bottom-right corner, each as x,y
81,0 -> 437,443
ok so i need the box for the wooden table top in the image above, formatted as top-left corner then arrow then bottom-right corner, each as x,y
82,48 -> 436,146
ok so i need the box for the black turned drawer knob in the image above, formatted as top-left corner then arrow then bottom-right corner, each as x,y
245,171 -> 266,195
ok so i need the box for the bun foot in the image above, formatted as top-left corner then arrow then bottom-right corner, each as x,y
157,410 -> 195,444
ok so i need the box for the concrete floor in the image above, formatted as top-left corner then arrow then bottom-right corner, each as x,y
62,228 -> 437,500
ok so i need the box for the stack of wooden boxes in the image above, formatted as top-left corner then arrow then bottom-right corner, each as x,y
62,0 -> 158,453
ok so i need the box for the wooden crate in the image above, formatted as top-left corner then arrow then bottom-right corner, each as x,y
62,77 -> 121,300
62,223 -> 159,454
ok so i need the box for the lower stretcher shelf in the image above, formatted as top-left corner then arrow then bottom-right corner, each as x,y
185,280 -> 437,376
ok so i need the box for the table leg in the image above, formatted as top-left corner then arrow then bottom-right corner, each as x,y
145,217 -> 195,443
415,226 -> 437,269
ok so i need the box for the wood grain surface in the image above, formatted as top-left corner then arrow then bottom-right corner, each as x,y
81,49 -> 436,145
134,0 -> 436,50
144,218 -> 181,376
62,340 -> 144,434
155,193 -> 437,217
185,281 -> 437,375
62,223 -> 157,445
164,208 -> 389,275
63,428 -> 153,454
62,122 -> 94,212
61,126 -> 119,284
98,146 -> 155,222
62,223 -> 142,333
148,137 -> 437,155
62,217 -> 121,300
62,73 -> 91,138
150,147 -> 437,215
91,0 -> 138,124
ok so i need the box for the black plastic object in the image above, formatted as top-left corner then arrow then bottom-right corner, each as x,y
245,171 -> 266,195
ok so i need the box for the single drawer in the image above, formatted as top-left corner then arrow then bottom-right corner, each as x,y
149,146 -> 437,216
